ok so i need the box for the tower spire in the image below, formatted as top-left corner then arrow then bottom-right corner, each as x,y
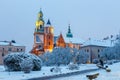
66,24 -> 73,38
35,8 -> 44,32
47,19 -> 51,25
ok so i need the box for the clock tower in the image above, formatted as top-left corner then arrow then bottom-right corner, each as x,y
32,9 -> 45,55
31,9 -> 55,55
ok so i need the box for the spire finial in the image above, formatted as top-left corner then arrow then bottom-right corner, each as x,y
47,19 -> 51,25
66,24 -> 73,38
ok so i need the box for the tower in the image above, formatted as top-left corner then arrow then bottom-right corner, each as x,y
66,24 -> 73,38
66,24 -> 73,48
31,9 -> 54,55
32,9 -> 45,55
44,19 -> 54,52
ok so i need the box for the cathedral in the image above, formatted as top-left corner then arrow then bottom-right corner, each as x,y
30,9 -> 115,63
30,9 -> 83,55
30,9 -> 67,55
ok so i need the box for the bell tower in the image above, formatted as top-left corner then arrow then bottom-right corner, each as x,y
44,19 -> 54,52
32,9 -> 45,55
35,9 -> 44,32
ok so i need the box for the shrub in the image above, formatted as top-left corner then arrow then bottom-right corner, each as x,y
3,52 -> 42,71
50,66 -> 61,73
68,63 -> 79,70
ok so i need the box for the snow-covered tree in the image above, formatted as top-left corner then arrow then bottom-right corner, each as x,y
4,52 -> 42,71
40,47 -> 90,66
75,50 -> 89,64
40,47 -> 73,66
100,47 -> 116,60
20,58 -> 33,73
114,34 -> 120,59
100,34 -> 120,60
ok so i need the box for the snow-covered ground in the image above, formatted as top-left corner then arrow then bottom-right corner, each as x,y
0,64 -> 97,80
52,62 -> 120,80
0,62 -> 120,80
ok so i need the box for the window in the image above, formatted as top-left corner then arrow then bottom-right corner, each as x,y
36,35 -> 41,43
38,45 -> 42,49
98,54 -> 100,58
49,42 -> 50,45
2,52 -> 4,57
54,44 -> 56,47
8,48 -> 12,51
40,25 -> 42,29
98,49 -> 100,53
87,49 -> 89,52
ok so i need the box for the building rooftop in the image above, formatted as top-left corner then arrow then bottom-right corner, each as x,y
82,39 -> 115,47
0,41 -> 25,46
64,37 -> 85,44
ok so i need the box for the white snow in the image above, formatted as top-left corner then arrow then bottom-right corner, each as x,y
82,39 -> 114,47
64,37 -> 85,44
53,62 -> 120,80
0,62 -> 120,80
0,64 -> 97,80
0,41 -> 24,46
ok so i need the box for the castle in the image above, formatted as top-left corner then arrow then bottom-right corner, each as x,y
30,9 -> 82,55
30,9 -> 115,63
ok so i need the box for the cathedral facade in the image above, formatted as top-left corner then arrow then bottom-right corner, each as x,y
30,10 -> 66,55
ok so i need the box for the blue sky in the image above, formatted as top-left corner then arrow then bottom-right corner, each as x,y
0,0 -> 120,52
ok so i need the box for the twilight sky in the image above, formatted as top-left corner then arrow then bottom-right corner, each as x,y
0,0 -> 120,52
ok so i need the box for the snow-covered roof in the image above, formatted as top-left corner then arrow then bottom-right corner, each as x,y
64,37 -> 85,44
0,41 -> 25,46
82,39 -> 115,47
54,35 -> 85,45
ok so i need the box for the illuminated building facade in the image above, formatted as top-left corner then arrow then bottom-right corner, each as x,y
31,9 -> 83,55
31,10 -> 54,55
